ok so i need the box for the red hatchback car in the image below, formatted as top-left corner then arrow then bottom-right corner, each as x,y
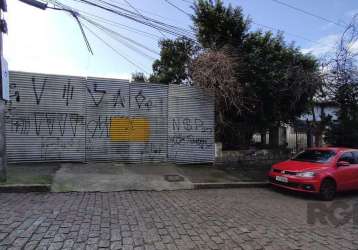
268,147 -> 358,200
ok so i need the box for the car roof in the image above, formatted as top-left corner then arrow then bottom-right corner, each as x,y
307,147 -> 358,153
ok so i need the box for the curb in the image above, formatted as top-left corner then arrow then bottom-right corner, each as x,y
194,181 -> 270,189
0,184 -> 51,193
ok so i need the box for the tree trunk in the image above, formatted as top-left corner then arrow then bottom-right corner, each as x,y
315,132 -> 322,147
307,129 -> 313,148
269,127 -> 279,147
261,132 -> 267,145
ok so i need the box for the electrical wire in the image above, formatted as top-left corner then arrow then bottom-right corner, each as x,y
82,22 -> 150,73
122,0 -> 167,38
47,5 -> 94,54
86,17 -> 160,40
80,15 -> 160,57
65,0 -> 197,39
164,0 -> 191,17
54,0 -> 159,67
252,21 -> 337,50
181,0 -> 193,4
110,0 -> 186,28
270,0 -> 346,28
55,0 -> 336,52
53,1 -> 162,40
79,12 -> 162,40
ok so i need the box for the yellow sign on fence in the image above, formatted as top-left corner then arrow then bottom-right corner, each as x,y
109,117 -> 150,142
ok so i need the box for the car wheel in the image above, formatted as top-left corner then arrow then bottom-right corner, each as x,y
319,179 -> 336,201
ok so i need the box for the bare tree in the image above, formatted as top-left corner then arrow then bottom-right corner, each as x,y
318,14 -> 358,146
321,14 -> 358,102
191,50 -> 245,110
191,50 -> 249,139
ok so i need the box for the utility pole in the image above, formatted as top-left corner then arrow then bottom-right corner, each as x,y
0,0 -> 7,182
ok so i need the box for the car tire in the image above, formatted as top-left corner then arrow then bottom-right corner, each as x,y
319,179 -> 336,201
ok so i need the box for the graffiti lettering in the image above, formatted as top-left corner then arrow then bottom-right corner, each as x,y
34,112 -> 68,136
86,116 -> 111,138
69,114 -> 83,137
10,91 -> 20,102
183,118 -> 192,131
135,90 -> 152,111
62,79 -> 74,106
5,115 -> 31,135
58,113 -> 68,136
172,117 -> 212,133
32,77 -> 47,105
34,112 -> 42,136
8,112 -> 85,137
170,117 -> 213,151
45,113 -> 56,135
87,83 -> 106,106
169,134 -> 212,149
113,89 -> 126,108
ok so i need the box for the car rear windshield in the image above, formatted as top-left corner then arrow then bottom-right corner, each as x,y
292,150 -> 336,163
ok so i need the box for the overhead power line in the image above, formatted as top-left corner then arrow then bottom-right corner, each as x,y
53,0 -> 162,68
252,21 -> 336,50
83,22 -> 150,74
19,0 -> 47,9
164,0 -> 191,17
54,1 -> 161,57
81,15 -> 160,57
53,1 -> 162,40
83,18 -> 157,61
270,0 -> 346,28
67,0 -> 197,40
53,0 -> 334,60
54,1 -> 171,74
110,0 -> 189,28
79,12 -> 162,40
122,0 -> 167,38
19,0 -> 94,54
180,0 -> 193,4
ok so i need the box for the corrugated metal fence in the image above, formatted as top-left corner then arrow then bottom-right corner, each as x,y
6,72 -> 86,162
6,71 -> 214,164
168,85 -> 215,163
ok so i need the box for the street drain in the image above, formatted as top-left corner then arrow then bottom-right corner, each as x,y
164,174 -> 185,182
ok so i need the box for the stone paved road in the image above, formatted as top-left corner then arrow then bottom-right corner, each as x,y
0,188 -> 357,250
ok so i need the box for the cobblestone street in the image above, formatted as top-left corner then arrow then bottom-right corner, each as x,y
0,188 -> 357,250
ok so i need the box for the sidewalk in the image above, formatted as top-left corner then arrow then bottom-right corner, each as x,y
51,162 -> 194,192
1,162 -> 269,192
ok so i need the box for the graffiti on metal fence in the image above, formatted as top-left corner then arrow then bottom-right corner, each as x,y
169,117 -> 213,150
6,72 -> 214,162
32,76 -> 47,105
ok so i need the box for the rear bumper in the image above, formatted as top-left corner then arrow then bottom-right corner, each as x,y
268,173 -> 320,193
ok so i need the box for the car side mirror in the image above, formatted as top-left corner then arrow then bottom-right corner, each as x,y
337,161 -> 350,167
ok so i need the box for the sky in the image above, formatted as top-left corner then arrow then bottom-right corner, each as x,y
4,0 -> 358,80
